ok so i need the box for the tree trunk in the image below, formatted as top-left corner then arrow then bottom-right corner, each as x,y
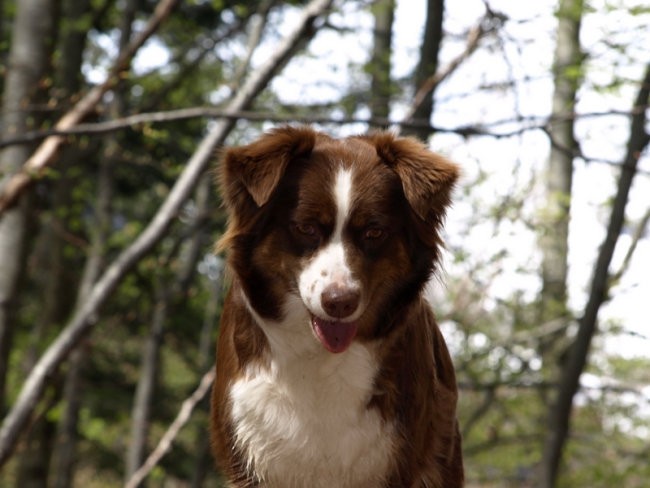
0,5 -> 58,483
0,0 -> 56,414
125,299 -> 166,483
13,0 -> 96,483
190,277 -> 223,488
15,412 -> 58,488
125,176 -> 211,482
536,2 -> 584,485
538,0 -> 583,354
402,0 -> 444,141
190,178 -> 224,488
539,63 -> 650,488
55,0 -> 92,105
368,0 -> 395,126
0,0 -> 6,68
51,2 -> 133,486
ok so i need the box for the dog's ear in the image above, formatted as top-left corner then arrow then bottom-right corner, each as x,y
364,132 -> 459,222
220,126 -> 317,209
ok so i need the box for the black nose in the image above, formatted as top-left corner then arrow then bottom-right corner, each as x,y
321,285 -> 360,319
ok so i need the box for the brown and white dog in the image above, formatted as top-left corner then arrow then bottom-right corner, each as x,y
210,126 -> 463,487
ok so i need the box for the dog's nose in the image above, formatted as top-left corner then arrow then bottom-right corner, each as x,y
321,285 -> 360,319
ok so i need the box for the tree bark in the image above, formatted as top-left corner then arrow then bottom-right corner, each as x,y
126,174 -> 211,481
539,63 -> 650,488
125,299 -> 166,483
535,0 -> 583,483
190,178 -> 224,488
0,0 -> 56,414
49,140 -> 115,487
538,0 -> 584,359
51,2 -> 133,485
401,0 -> 444,141
368,0 -> 395,126
190,275 -> 223,488
536,2 -> 584,485
49,346 -> 85,488
17,2 -> 94,486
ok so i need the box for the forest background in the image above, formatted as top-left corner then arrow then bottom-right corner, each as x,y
0,0 -> 648,487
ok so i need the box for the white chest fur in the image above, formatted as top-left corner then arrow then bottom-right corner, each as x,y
229,341 -> 395,488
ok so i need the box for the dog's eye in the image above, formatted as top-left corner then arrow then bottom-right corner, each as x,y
363,227 -> 385,240
290,221 -> 322,252
293,222 -> 317,237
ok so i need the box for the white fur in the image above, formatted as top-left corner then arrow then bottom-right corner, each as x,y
297,241 -> 362,321
230,294 -> 395,487
332,168 -> 353,241
229,168 -> 395,487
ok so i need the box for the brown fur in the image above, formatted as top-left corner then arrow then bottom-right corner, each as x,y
211,126 -> 463,487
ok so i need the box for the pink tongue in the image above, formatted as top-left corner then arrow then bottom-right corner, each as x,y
311,316 -> 358,353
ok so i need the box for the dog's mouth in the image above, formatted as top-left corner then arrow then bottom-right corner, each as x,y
310,315 -> 358,353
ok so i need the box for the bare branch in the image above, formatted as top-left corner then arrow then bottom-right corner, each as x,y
609,205 -> 650,285
230,0 -> 275,89
0,0 -> 181,216
2,106 -> 645,151
0,0 -> 334,466
124,368 -> 216,488
459,379 -> 650,397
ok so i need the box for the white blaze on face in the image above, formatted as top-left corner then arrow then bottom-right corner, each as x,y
298,168 -> 361,321
332,167 -> 352,241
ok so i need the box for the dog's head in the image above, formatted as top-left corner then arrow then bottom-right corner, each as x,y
218,126 -> 459,353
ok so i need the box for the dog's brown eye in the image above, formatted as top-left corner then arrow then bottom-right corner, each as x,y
290,221 -> 322,252
294,222 -> 317,236
363,227 -> 385,240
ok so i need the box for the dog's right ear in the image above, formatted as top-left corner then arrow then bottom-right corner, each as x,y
219,126 -> 317,210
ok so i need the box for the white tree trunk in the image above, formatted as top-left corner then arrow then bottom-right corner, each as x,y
0,0 -> 56,412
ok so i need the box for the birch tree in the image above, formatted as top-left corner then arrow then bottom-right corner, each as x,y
0,0 -> 57,414
537,0 -> 584,484
537,0 -> 584,386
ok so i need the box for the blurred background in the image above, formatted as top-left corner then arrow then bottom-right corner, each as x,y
0,0 -> 648,486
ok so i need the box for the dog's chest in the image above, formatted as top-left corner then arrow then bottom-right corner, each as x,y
228,344 -> 395,487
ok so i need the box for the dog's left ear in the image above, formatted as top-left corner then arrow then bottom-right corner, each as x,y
364,132 -> 460,221
220,126 -> 317,209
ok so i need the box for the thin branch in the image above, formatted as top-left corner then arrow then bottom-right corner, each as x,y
461,386 -> 496,438
1,107 -> 645,150
0,0 -> 181,216
0,0 -> 334,466
124,368 -> 216,488
230,0 -> 275,89
609,205 -> 650,285
459,379 -> 650,397
464,434 -> 542,457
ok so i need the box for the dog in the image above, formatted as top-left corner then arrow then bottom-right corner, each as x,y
210,126 -> 463,487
